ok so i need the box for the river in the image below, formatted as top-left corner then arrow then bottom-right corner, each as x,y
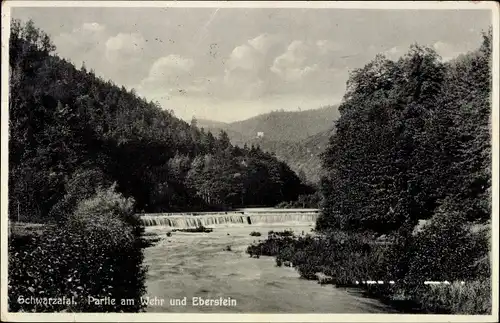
141,211 -> 396,313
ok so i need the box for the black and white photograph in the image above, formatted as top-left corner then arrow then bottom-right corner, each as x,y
1,1 -> 498,321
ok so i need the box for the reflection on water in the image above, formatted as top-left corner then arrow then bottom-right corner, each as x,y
142,222 -> 396,313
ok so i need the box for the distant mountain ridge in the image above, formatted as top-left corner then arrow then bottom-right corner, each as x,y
197,105 -> 339,144
197,105 -> 340,183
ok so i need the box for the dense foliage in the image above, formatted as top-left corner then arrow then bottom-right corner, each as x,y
275,191 -> 322,209
319,31 -> 492,233
8,19 -> 311,223
8,185 -> 147,312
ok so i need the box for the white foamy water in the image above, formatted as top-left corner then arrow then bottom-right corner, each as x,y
142,215 -> 396,313
140,209 -> 320,228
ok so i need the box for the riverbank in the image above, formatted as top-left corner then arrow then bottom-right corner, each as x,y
247,227 -> 491,314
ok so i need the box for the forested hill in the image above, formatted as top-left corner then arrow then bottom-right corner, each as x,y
235,129 -> 334,184
197,105 -> 339,145
197,106 -> 339,183
8,19 -> 313,223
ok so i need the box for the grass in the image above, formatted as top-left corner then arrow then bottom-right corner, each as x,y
9,222 -> 50,237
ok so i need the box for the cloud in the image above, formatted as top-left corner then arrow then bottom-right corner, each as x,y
139,54 -> 196,94
138,33 -> 349,105
225,33 -> 281,72
432,41 -> 466,62
226,44 -> 260,71
382,46 -> 406,60
150,54 -> 195,75
316,40 -> 342,55
270,40 -> 313,82
222,33 -> 282,99
81,22 -> 105,32
51,22 -> 109,80
379,42 -> 469,63
105,33 -> 146,64
223,68 -> 265,99
220,36 -> 347,99
270,39 -> 341,83
223,44 -> 262,98
53,25 -> 151,86
53,22 -> 107,59
248,33 -> 279,54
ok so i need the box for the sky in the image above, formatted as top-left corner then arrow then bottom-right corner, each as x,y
11,6 -> 492,123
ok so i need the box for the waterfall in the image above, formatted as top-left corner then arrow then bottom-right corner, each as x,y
249,212 -> 318,224
140,210 -> 319,228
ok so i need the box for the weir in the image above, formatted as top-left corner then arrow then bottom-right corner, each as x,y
140,209 -> 319,227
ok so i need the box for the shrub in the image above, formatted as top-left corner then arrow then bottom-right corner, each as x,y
402,207 -> 489,287
386,206 -> 492,314
68,183 -> 137,227
275,201 -> 292,209
417,280 -> 491,314
171,225 -> 213,233
250,231 -> 262,237
48,167 -> 111,222
269,229 -> 294,237
8,184 -> 146,313
275,193 -> 321,209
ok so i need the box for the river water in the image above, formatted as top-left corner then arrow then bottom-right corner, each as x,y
141,216 -> 396,313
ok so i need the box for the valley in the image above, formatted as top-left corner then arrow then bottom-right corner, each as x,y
196,106 -> 340,183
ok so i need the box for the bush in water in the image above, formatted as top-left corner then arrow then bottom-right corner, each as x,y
171,225 -> 213,233
8,184 -> 147,312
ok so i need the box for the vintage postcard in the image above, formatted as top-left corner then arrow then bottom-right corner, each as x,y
1,1 -> 499,322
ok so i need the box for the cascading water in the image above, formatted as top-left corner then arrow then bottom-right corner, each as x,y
140,210 -> 319,228
249,212 -> 318,224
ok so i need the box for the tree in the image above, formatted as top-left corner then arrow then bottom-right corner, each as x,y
190,116 -> 198,128
298,169 -> 308,185
218,130 -> 231,151
318,38 -> 491,233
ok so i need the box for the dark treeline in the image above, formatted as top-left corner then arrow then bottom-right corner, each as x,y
319,30 -> 492,233
8,19 -> 312,223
